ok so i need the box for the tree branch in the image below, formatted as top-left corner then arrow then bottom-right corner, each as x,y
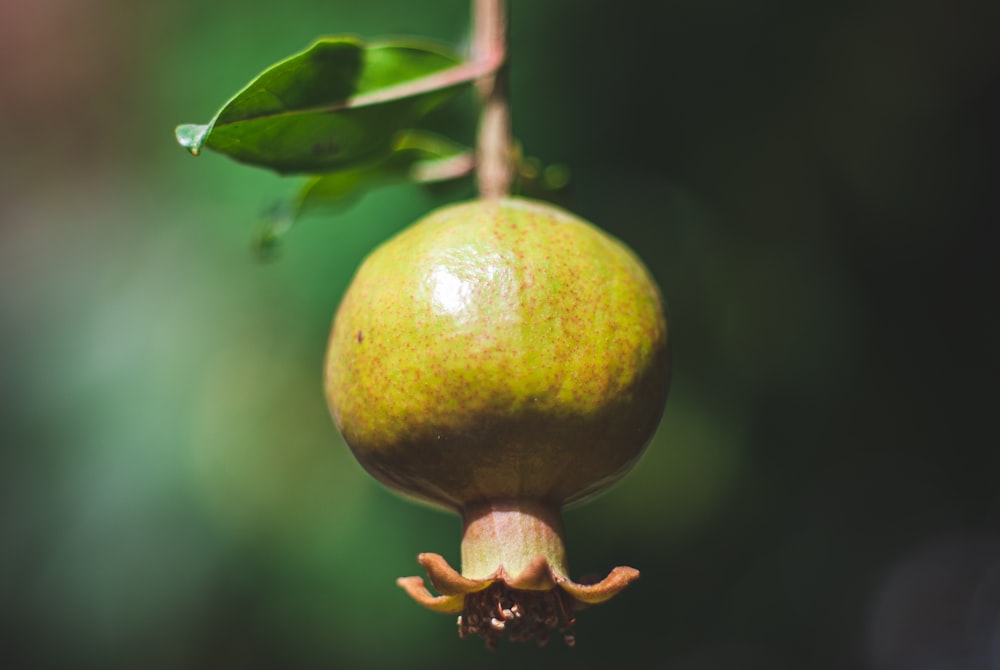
473,0 -> 513,199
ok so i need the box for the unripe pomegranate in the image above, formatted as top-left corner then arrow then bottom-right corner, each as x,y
325,197 -> 670,646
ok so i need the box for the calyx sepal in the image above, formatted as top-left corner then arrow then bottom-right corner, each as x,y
397,552 -> 639,646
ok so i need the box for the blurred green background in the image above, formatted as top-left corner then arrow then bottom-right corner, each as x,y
2,0 -> 999,668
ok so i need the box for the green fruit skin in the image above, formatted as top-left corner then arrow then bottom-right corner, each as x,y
325,197 -> 670,512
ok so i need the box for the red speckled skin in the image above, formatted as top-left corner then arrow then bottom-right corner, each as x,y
324,198 -> 670,512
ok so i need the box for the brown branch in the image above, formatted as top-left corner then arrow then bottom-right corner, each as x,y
473,0 -> 513,199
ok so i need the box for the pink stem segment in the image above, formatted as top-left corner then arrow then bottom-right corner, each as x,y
473,0 -> 513,199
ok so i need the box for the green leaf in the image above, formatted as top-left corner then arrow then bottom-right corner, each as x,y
176,37 -> 472,175
299,131 -> 472,209
254,131 -> 472,258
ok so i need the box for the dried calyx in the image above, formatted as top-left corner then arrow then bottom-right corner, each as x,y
397,501 -> 640,647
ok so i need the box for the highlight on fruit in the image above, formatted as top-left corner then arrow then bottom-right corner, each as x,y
174,0 -> 670,648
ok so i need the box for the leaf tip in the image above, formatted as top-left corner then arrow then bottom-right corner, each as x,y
175,123 -> 210,156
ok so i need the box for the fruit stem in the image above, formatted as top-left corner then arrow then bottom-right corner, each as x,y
461,500 -> 569,580
473,0 -> 513,200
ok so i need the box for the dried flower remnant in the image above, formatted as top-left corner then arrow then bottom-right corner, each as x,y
399,551 -> 641,647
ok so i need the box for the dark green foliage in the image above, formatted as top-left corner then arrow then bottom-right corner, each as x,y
176,38 -> 467,174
